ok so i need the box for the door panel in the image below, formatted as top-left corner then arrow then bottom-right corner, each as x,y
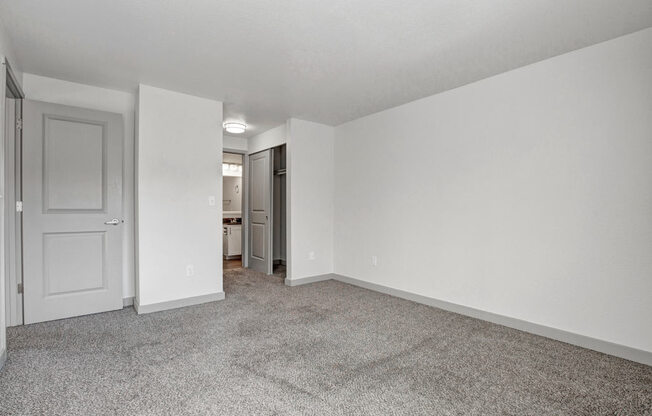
251,223 -> 265,259
22,100 -> 123,324
251,157 -> 265,210
43,232 -> 106,295
44,117 -> 105,211
248,150 -> 272,274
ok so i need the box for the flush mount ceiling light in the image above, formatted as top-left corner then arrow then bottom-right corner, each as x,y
223,122 -> 246,134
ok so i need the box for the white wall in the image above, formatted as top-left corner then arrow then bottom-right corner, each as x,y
136,85 -> 223,307
223,135 -> 247,152
21,74 -> 136,299
248,124 -> 286,155
287,119 -> 334,280
0,22 -> 20,82
334,28 -> 652,353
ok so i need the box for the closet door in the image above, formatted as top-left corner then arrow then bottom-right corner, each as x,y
248,150 -> 272,274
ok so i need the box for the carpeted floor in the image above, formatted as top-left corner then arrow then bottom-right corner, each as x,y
0,268 -> 650,415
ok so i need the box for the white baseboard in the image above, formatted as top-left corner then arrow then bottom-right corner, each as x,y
122,297 -> 134,307
134,292 -> 225,314
331,274 -> 652,367
285,273 -> 335,287
0,348 -> 6,371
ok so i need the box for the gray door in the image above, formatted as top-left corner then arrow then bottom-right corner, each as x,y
22,100 -> 124,324
248,150 -> 272,274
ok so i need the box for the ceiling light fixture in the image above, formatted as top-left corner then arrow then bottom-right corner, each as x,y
223,122 -> 246,134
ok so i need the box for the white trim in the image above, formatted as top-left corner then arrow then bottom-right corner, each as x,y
134,292 -> 225,314
284,273 -> 334,287
332,274 -> 652,366
0,348 -> 6,371
122,296 -> 134,307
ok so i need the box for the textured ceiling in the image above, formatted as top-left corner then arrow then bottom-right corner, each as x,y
1,0 -> 651,137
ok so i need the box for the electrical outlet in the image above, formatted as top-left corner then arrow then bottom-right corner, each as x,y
186,264 -> 195,277
208,196 -> 216,206
371,256 -> 378,266
308,251 -> 315,260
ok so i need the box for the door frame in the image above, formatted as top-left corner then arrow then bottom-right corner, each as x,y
2,58 -> 25,327
223,148 -> 248,268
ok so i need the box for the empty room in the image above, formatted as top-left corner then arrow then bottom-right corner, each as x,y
1,1 -> 651,415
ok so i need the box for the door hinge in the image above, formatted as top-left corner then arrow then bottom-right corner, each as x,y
16,118 -> 23,130
16,201 -> 23,212
17,283 -> 23,294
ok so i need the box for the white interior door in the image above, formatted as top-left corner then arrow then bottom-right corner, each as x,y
248,150 -> 272,274
22,100 -> 123,324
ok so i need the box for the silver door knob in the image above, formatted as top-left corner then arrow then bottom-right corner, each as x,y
104,218 -> 121,225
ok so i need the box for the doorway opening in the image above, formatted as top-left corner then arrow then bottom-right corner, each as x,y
222,152 -> 244,270
272,145 -> 286,277
4,62 -> 125,326
245,144 -> 287,279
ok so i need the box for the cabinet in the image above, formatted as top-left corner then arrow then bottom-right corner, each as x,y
223,224 -> 242,258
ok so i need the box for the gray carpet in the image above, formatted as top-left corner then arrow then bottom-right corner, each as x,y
0,268 -> 650,415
